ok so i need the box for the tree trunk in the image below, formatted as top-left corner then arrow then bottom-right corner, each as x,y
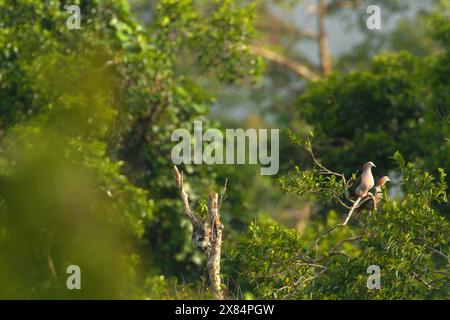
317,0 -> 332,75
173,166 -> 225,299
207,192 -> 224,300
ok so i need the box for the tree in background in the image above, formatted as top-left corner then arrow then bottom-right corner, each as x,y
0,0 -> 261,298
297,4 -> 449,184
0,0 -> 448,300
234,144 -> 448,299
231,4 -> 449,299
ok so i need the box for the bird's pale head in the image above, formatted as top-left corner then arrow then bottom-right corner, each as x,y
376,176 -> 390,186
363,161 -> 376,170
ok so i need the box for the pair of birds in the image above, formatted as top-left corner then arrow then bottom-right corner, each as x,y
353,161 -> 390,211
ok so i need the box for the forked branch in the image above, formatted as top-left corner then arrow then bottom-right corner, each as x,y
173,166 -> 226,299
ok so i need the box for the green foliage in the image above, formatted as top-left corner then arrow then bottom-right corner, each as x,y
235,158 -> 449,299
142,274 -> 215,299
0,0 -> 261,298
298,52 -> 425,173
296,9 -> 449,181
191,0 -> 263,82
0,124 -> 152,298
0,0 -> 448,300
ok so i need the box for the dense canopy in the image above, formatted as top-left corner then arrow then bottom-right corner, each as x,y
0,0 -> 448,299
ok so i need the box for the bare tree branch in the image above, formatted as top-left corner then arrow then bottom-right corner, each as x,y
250,45 -> 320,81
173,165 -> 225,299
47,254 -> 58,279
303,136 -> 376,225
328,236 -> 362,253
343,193 -> 375,225
258,10 -> 318,40
411,271 -> 433,290
219,178 -> 228,211
173,165 -> 203,228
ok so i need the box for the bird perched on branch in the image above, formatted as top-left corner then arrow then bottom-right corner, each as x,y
371,176 -> 390,210
355,175 -> 390,214
343,161 -> 376,225
354,161 -> 376,198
